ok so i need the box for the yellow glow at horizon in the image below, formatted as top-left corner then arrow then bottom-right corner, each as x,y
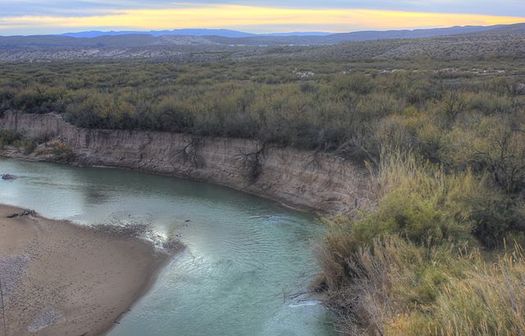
1,5 -> 524,31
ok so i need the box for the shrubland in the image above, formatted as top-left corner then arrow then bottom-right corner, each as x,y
1,56 -> 525,335
1,60 -> 523,156
317,152 -> 525,335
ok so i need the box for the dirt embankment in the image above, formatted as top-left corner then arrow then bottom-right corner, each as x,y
0,111 -> 370,214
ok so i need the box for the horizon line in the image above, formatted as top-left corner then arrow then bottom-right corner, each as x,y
2,22 -> 524,38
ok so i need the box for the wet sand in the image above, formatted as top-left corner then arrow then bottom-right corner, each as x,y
0,204 -> 170,336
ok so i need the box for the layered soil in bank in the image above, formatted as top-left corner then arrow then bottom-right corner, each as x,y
0,111 -> 370,214
0,204 -> 170,336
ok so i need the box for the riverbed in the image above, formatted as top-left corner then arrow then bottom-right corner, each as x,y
0,158 -> 334,336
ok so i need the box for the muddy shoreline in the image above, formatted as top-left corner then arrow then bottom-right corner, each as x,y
0,204 -> 176,336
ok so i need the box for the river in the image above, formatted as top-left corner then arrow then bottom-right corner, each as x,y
0,158 -> 334,336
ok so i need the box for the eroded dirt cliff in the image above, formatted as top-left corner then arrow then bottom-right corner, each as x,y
0,111 -> 370,213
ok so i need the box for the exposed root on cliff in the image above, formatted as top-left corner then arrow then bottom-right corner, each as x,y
237,143 -> 267,184
177,136 -> 205,169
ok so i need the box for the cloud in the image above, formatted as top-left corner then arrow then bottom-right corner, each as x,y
0,3 -> 524,35
1,0 -> 525,17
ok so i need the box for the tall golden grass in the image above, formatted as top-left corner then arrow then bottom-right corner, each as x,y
318,152 -> 525,335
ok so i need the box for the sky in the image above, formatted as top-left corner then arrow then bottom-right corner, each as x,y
0,0 -> 524,35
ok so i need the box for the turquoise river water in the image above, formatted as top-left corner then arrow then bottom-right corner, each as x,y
0,158 -> 335,336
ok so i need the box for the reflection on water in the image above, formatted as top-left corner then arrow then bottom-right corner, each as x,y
0,159 -> 334,336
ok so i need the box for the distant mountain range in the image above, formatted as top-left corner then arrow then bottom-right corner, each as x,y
57,24 -> 518,41
0,23 -> 521,49
61,29 -> 333,38
62,29 -> 257,38
0,23 -> 523,62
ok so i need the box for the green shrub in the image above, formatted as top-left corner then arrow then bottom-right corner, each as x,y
51,142 -> 75,162
333,73 -> 374,96
0,129 -> 22,148
467,193 -> 525,248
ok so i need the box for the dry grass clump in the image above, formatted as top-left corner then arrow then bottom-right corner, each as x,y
428,247 -> 525,336
321,232 -> 525,336
318,152 -> 525,335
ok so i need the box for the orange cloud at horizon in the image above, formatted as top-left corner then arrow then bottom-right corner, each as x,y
1,5 -> 524,32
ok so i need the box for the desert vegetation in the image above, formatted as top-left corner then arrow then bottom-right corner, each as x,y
1,59 -> 524,155
0,23 -> 522,62
317,153 -> 525,335
1,52 -> 525,335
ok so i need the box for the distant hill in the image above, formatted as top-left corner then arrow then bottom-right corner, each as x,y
62,29 -> 256,38
291,23 -> 525,61
0,23 -> 523,62
51,23 -> 524,43
263,32 -> 330,37
323,25 -> 514,42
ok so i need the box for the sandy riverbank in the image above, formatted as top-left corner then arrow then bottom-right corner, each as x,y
0,204 -> 171,336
